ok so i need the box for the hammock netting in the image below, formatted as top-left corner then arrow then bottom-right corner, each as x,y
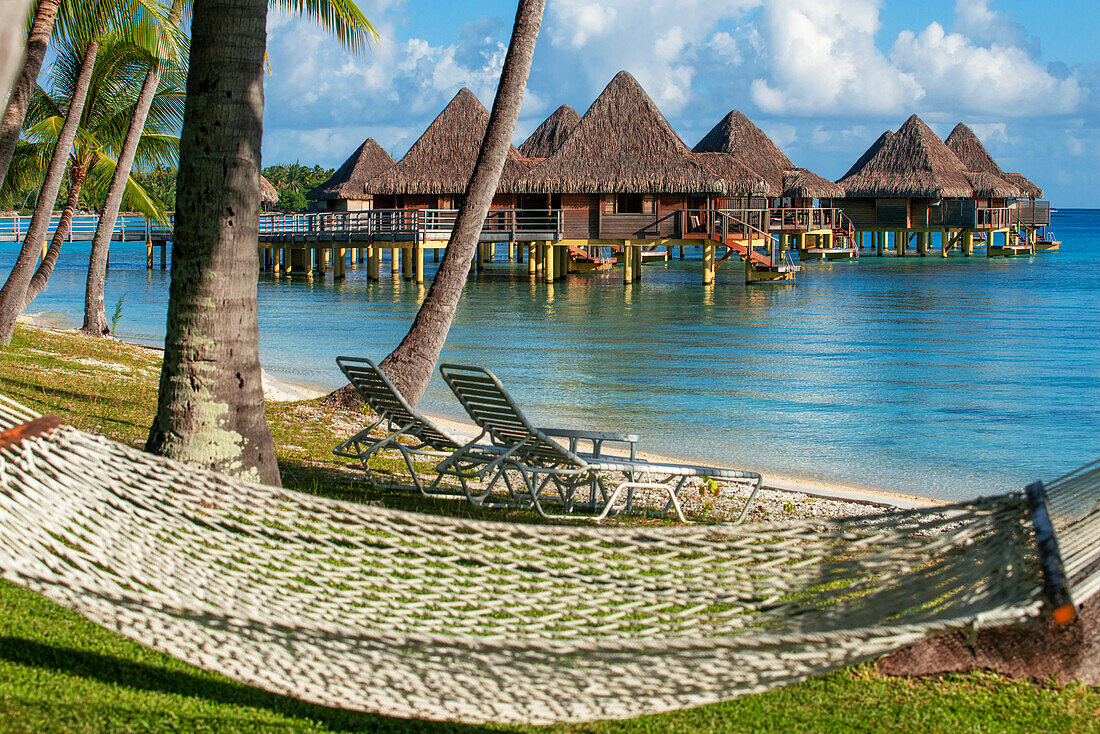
0,395 -> 1096,724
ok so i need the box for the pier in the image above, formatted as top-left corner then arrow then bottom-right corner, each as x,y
253,206 -> 820,285
0,212 -> 172,269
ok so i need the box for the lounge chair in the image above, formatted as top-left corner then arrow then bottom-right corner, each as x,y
436,363 -> 764,522
333,357 -> 507,502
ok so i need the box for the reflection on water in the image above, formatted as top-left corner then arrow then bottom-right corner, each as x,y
6,209 -> 1100,500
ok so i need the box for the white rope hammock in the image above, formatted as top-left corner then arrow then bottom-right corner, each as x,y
0,394 -> 1096,725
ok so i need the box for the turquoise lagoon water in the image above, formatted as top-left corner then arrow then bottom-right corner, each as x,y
5,209 -> 1099,500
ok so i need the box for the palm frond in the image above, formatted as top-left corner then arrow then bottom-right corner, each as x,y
272,0 -> 376,54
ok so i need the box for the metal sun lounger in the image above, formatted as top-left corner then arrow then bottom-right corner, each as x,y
436,363 -> 764,522
332,356 -> 507,502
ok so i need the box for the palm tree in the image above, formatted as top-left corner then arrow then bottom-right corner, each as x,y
82,0 -> 374,336
1,0 -> 63,190
0,1 -> 37,114
1,34 -> 183,308
378,0 -> 544,405
0,0 -> 177,346
144,0 -> 279,485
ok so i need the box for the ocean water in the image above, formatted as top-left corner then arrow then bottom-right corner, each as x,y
5,209 -> 1098,500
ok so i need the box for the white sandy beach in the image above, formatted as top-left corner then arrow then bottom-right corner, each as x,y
18,316 -> 938,511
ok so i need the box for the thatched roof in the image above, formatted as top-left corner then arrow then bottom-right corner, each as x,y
365,88 -> 530,195
964,170 -> 1020,198
1005,172 -> 1043,199
693,110 -> 794,195
307,138 -> 395,200
259,175 -> 278,204
692,152 -> 769,195
783,168 -> 844,199
518,105 -> 581,159
837,115 -> 973,198
840,130 -> 893,181
944,123 -> 1006,175
515,71 -> 743,195
945,123 -> 1020,198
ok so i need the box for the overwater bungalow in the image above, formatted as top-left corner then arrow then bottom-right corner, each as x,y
835,114 -> 1019,257
517,105 -> 581,159
944,123 -> 1056,252
692,110 -> 851,260
305,138 -> 396,212
513,71 -> 792,282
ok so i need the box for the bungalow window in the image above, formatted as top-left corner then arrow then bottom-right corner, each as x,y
616,193 -> 644,214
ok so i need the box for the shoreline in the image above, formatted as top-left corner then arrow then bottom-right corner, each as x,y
415,407 -> 940,510
19,317 -> 938,509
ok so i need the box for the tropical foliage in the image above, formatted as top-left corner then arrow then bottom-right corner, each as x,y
262,161 -> 334,211
2,34 -> 183,223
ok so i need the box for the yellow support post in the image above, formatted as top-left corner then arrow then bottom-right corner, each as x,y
528,243 -> 536,275
941,229 -> 950,258
623,241 -> 634,284
146,241 -> 153,269
702,241 -> 714,285
544,242 -> 554,283
415,245 -> 424,284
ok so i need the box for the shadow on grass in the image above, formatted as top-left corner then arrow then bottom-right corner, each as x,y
0,636 -> 502,733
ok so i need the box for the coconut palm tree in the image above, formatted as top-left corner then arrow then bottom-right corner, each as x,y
378,0 -> 544,405
144,0 -> 279,484
1,0 -> 64,190
82,0 -> 375,336
0,0 -> 177,346
1,34 -> 183,308
0,1 -> 37,111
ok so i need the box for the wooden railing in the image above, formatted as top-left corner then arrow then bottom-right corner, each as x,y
0,212 -> 171,243
765,207 -> 848,231
1010,200 -> 1051,227
257,208 -> 563,242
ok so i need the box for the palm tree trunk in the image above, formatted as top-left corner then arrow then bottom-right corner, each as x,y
378,0 -> 544,405
0,0 -> 62,189
82,0 -> 183,335
82,62 -> 164,336
145,0 -> 279,486
25,158 -> 88,307
0,32 -> 101,346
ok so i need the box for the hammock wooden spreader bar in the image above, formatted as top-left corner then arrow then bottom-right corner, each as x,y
0,394 -> 1095,725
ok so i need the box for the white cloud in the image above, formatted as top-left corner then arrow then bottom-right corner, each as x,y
953,0 -> 1038,57
544,0 -> 758,112
889,22 -> 1084,115
749,0 -> 923,115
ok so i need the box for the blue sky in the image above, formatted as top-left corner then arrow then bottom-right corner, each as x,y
262,0 -> 1099,205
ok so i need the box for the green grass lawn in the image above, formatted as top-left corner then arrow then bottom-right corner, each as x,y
0,324 -> 1097,733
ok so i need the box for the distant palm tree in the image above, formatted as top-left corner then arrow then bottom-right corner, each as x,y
83,0 -> 375,336
2,34 -> 183,309
379,0 -> 545,405
0,0 -> 178,346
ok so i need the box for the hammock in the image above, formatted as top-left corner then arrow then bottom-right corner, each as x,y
0,394 -> 1096,725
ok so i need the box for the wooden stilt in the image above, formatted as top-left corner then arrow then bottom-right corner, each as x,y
528,243 -> 536,275
544,242 -> 554,283
146,241 -> 153,269
702,242 -> 714,285
623,241 -> 634,284
415,245 -> 424,284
